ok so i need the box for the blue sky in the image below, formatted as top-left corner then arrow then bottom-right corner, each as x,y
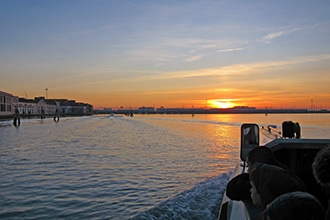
1,0 -> 330,109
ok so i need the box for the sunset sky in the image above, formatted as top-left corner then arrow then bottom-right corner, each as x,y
1,1 -> 330,110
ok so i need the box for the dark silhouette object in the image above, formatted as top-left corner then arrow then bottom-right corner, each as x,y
250,163 -> 307,210
261,191 -> 325,220
53,108 -> 60,122
312,146 -> 330,220
226,172 -> 251,201
13,106 -> 20,127
226,146 -> 287,201
282,121 -> 295,138
246,146 -> 288,172
294,122 -> 301,139
282,121 -> 301,139
41,108 -> 46,119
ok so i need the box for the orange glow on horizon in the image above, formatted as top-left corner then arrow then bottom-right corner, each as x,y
209,99 -> 236,109
7,87 -> 329,110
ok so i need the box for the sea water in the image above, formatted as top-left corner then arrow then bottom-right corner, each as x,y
0,113 -> 329,220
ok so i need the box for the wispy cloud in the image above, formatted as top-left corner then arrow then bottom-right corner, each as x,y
217,47 -> 247,53
81,54 -> 330,87
185,55 -> 204,62
260,28 -> 299,44
263,31 -> 286,41
260,22 -> 330,44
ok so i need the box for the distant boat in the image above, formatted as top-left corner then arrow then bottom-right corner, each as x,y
124,111 -> 134,117
109,113 -> 123,118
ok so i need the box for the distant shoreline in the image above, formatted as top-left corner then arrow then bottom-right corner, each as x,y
2,108 -> 329,120
99,108 -> 330,115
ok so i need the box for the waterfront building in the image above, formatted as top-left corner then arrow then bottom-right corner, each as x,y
54,99 -> 93,116
17,98 -> 39,117
0,90 -> 17,118
17,97 -> 58,117
0,90 -> 93,118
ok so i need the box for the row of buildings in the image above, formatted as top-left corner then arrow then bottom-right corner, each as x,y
0,90 -> 93,119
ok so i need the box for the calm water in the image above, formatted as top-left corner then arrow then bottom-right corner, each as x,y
1,113 -> 329,219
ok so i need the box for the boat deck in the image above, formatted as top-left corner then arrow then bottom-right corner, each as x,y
218,137 -> 330,220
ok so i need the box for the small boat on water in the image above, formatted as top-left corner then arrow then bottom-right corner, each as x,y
218,121 -> 330,220
109,113 -> 123,118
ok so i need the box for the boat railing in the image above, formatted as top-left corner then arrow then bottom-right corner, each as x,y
261,124 -> 282,139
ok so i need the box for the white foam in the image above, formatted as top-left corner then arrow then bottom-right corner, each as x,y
132,172 -> 230,220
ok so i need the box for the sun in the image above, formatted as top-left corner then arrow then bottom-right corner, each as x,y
210,99 -> 234,109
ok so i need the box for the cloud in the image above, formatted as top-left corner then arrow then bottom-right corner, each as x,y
154,54 -> 330,81
50,53 -> 330,93
217,47 -> 247,53
260,22 -> 330,44
263,31 -> 285,41
185,55 -> 204,62
201,44 -> 217,49
260,29 -> 297,44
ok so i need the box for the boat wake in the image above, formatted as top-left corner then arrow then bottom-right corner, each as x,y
132,172 -> 230,220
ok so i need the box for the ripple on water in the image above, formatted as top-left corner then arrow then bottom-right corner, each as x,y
2,114 -> 326,219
